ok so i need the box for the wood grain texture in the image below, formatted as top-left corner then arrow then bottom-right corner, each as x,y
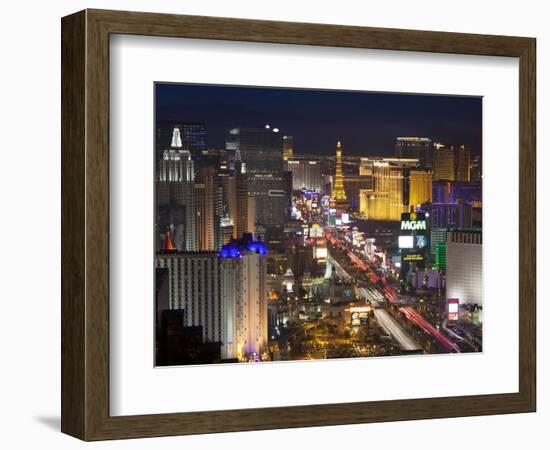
518,38 -> 536,411
60,8 -> 537,441
61,10 -> 86,439
88,8 -> 532,56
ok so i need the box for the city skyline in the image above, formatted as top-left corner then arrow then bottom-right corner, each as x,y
154,83 -> 483,366
156,83 -> 482,157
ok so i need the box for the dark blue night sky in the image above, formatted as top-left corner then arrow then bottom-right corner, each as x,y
155,83 -> 482,157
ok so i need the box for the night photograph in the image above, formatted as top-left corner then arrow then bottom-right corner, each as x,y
154,83 -> 483,366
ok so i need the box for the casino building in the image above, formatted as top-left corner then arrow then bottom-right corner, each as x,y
219,236 -> 269,361
156,234 -> 269,361
446,229 -> 482,306
285,158 -> 323,193
358,158 -> 432,221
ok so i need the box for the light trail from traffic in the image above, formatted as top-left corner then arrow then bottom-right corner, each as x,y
326,225 -> 461,354
373,309 -> 422,352
401,306 -> 460,353
326,232 -> 378,283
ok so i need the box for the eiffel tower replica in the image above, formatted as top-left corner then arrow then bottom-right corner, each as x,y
331,141 -> 349,211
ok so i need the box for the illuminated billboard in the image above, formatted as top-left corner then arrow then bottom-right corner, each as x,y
403,253 -> 424,262
400,211 -> 427,232
349,306 -> 372,313
309,223 -> 324,237
415,235 -> 428,249
401,220 -> 427,231
448,298 -> 459,321
349,306 -> 371,326
398,235 -> 414,249
314,247 -> 327,259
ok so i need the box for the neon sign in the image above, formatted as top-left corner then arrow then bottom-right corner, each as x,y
401,220 -> 427,231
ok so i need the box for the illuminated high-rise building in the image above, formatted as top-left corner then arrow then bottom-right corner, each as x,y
433,143 -> 471,182
286,158 -> 323,192
359,157 -> 419,176
155,252 -> 224,354
156,128 -> 197,251
470,154 -> 482,183
156,235 -> 268,361
283,135 -> 294,160
408,168 -> 433,207
395,137 -> 433,168
251,172 -> 290,227
446,229 -> 482,307
359,164 -> 404,221
195,166 -> 218,251
359,159 -> 432,221
455,144 -> 471,182
226,125 -> 283,173
343,175 -> 373,211
226,125 -> 289,228
156,122 -> 207,162
331,141 -> 348,209
220,221 -> 234,246
234,160 -> 250,238
158,128 -> 195,182
433,142 -> 455,181
219,158 -> 254,240
220,236 -> 268,360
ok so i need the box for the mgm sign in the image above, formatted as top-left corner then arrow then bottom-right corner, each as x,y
401,211 -> 427,231
399,212 -> 428,273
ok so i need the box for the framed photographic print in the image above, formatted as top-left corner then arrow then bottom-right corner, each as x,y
61,9 -> 536,441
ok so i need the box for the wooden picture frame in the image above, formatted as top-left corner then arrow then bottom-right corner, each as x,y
61,9 -> 536,441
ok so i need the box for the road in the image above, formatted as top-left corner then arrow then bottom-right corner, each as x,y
442,318 -> 481,352
327,253 -> 353,281
357,286 -> 384,306
327,228 -> 460,353
401,306 -> 460,353
373,309 -> 423,352
326,231 -> 378,283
